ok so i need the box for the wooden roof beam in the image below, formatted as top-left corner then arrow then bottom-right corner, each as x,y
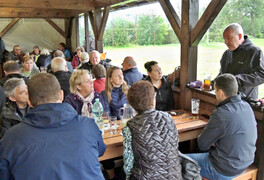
0,0 -> 97,11
158,0 -> 181,43
0,8 -> 82,18
190,0 -> 227,46
0,18 -> 20,37
98,7 -> 110,40
44,18 -> 66,38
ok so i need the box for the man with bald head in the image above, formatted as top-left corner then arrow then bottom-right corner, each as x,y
218,23 -> 264,99
122,56 -> 143,85
79,50 -> 110,72
50,57 -> 71,99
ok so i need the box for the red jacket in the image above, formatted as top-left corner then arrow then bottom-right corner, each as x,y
93,78 -> 105,93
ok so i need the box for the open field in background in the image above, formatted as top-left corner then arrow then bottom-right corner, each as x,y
104,38 -> 264,99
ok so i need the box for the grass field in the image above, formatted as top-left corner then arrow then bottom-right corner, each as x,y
105,39 -> 264,99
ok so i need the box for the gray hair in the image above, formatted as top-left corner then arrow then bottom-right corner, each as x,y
224,23 -> 244,36
80,52 -> 89,61
41,48 -> 50,55
3,78 -> 25,97
51,57 -> 67,72
214,73 -> 238,97
89,50 -> 100,59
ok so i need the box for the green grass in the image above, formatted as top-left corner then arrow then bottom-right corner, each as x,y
104,40 -> 264,99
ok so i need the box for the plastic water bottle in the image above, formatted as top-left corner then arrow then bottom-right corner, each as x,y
92,98 -> 104,135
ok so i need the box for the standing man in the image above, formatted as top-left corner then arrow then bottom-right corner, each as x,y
7,45 -> 21,61
188,73 -> 257,180
0,73 -> 106,180
218,23 -> 264,99
122,56 -> 143,86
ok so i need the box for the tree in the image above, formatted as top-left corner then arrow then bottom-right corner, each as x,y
104,18 -> 135,47
208,0 -> 264,41
137,15 -> 168,45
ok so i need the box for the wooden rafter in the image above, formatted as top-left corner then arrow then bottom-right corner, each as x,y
98,7 -> 110,40
0,0 -> 97,11
158,0 -> 181,42
44,18 -> 66,38
88,11 -> 96,38
111,0 -> 157,11
0,7 -> 82,18
190,0 -> 227,46
0,18 -> 19,37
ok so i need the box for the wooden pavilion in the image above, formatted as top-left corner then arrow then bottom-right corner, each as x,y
0,0 -> 263,179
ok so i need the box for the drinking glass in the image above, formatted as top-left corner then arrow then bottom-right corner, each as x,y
109,116 -> 117,134
191,98 -> 200,118
102,111 -> 110,130
203,74 -> 212,91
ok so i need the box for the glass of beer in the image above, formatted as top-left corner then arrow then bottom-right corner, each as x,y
203,74 -> 211,91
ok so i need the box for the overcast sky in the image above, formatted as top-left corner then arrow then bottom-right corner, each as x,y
110,0 -> 211,21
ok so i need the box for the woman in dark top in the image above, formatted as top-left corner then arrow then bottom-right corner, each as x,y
144,61 -> 175,111
101,66 -> 129,120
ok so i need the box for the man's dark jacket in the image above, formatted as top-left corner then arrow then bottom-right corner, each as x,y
197,95 -> 257,176
219,36 -> 264,99
127,110 -> 182,179
50,71 -> 71,99
0,74 -> 29,87
79,60 -> 110,72
145,76 -> 175,111
123,67 -> 143,86
0,103 -> 106,180
0,100 -> 27,138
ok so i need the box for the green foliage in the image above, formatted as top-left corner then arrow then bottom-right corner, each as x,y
209,0 -> 264,41
104,18 -> 135,47
137,15 -> 168,45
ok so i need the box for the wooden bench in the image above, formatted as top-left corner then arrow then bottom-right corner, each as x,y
202,165 -> 258,180
233,165 -> 258,180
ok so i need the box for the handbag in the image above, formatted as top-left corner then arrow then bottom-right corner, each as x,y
178,151 -> 202,180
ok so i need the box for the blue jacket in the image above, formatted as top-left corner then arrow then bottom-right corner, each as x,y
64,91 -> 110,115
0,103 -> 106,180
198,95 -> 257,176
123,67 -> 143,86
101,86 -> 128,120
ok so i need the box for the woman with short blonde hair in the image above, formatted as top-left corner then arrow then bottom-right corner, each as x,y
64,69 -> 109,118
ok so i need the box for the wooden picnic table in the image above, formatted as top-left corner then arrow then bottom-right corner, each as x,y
99,110 -> 208,161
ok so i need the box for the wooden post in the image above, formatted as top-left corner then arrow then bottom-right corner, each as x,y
84,13 -> 89,52
65,17 -> 73,52
179,0 -> 199,110
75,15 -> 80,48
88,7 -> 109,53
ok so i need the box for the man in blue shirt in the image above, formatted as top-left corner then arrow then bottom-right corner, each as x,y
187,73 -> 257,180
58,42 -> 71,61
0,73 -> 106,180
122,56 -> 143,86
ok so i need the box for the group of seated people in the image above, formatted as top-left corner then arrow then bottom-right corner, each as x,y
0,43 -> 259,180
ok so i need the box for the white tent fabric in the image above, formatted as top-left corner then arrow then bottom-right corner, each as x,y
0,18 -> 76,53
